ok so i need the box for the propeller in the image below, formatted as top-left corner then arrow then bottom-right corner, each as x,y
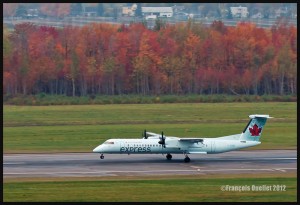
158,131 -> 166,148
143,129 -> 148,139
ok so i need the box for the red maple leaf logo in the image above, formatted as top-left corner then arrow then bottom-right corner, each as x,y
249,124 -> 262,136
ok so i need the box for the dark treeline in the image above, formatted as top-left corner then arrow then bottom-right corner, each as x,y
3,19 -> 297,97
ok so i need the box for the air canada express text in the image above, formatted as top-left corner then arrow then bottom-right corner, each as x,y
120,146 -> 151,153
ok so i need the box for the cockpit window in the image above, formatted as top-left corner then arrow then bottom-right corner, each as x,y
104,141 -> 114,144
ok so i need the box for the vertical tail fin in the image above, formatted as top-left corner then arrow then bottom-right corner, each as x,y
239,114 -> 273,142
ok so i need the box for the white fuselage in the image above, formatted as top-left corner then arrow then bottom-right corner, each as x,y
93,137 -> 261,155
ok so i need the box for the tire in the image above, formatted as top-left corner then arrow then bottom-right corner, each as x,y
166,154 -> 172,160
184,157 -> 190,163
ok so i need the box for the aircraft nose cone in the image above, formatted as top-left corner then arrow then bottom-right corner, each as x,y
93,145 -> 102,153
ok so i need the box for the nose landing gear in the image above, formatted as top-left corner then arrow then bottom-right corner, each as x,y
100,154 -> 104,159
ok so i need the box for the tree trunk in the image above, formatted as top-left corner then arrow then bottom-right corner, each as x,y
72,78 -> 75,96
111,74 -> 114,95
279,72 -> 285,95
22,79 -> 27,95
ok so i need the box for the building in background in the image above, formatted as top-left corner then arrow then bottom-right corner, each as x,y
122,3 -> 137,16
230,6 -> 249,18
82,5 -> 97,17
172,5 -> 186,13
25,8 -> 39,18
141,7 -> 173,19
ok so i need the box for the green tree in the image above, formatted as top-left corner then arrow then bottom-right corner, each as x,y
103,57 -> 116,95
15,4 -> 27,17
135,3 -> 142,17
3,25 -> 12,56
227,7 -> 233,19
154,18 -> 166,31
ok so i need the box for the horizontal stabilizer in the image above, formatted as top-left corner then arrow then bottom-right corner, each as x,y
249,114 -> 273,119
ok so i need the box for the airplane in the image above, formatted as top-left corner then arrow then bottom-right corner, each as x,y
93,114 -> 272,162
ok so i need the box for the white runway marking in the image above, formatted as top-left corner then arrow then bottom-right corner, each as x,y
4,168 -> 297,175
190,166 -> 203,169
199,158 -> 297,161
254,158 -> 297,160
3,162 -> 25,165
200,168 -> 297,172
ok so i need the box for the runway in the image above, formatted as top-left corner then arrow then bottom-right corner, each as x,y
3,150 -> 297,178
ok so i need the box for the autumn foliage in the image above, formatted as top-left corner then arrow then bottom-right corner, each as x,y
3,20 -> 297,96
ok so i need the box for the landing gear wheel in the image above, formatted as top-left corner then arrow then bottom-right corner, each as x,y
183,153 -> 190,163
184,157 -> 190,163
166,154 -> 172,160
100,154 -> 104,159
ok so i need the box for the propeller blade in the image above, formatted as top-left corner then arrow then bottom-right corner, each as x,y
158,131 -> 166,148
144,129 -> 147,139
162,131 -> 165,148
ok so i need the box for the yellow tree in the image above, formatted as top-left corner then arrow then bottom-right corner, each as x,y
114,30 -> 132,94
183,32 -> 201,93
9,23 -> 37,95
132,31 -> 162,95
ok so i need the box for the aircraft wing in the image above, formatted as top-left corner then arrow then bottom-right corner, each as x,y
189,151 -> 207,154
146,132 -> 159,137
178,138 -> 204,143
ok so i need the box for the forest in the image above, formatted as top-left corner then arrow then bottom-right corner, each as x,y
3,19 -> 297,97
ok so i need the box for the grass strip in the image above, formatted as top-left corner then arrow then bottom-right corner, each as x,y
4,174 -> 296,202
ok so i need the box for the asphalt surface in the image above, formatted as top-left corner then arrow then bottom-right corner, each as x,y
3,150 -> 296,178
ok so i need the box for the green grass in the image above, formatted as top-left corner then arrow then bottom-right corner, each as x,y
3,175 -> 297,202
4,94 -> 297,105
3,102 -> 296,153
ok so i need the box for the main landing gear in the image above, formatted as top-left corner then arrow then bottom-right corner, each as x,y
166,153 -> 172,160
165,153 -> 190,163
184,154 -> 190,163
100,154 -> 104,159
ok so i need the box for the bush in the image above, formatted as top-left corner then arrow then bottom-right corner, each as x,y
2,94 -> 297,105
160,95 -> 176,103
89,94 -> 96,100
37,92 -> 46,99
